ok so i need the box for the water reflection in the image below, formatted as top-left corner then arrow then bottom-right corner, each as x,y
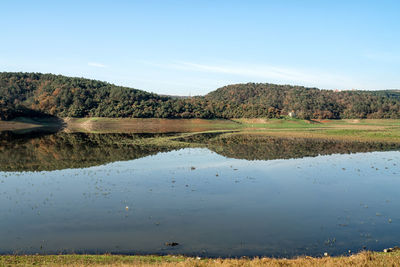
0,148 -> 399,257
203,134 -> 400,160
0,131 -> 399,171
0,131 -> 177,171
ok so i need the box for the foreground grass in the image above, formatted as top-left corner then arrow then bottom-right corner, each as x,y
2,251 -> 400,267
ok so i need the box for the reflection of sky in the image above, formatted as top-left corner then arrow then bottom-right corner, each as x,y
101,148 -> 400,173
0,149 -> 399,257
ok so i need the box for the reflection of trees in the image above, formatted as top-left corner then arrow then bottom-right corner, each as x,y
203,134 -> 400,160
0,132 -> 177,171
1,131 -> 399,172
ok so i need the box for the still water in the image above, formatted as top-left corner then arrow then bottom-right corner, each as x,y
0,131 -> 399,257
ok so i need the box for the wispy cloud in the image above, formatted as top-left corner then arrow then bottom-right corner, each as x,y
144,60 -> 363,90
362,51 -> 400,62
88,62 -> 107,68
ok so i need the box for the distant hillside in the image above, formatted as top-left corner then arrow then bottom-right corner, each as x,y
0,72 -> 211,119
205,83 -> 400,119
1,72 -> 399,120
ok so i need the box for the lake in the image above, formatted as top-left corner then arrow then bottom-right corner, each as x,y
0,130 -> 399,257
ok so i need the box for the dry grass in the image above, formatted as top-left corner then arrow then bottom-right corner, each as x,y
59,118 -> 400,144
63,118 -> 240,133
2,117 -> 400,144
1,251 -> 400,267
0,120 -> 41,131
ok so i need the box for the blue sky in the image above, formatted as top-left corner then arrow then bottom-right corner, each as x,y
1,0 -> 399,95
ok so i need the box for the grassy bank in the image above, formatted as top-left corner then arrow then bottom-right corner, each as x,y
1,117 -> 400,144
230,119 -> 400,143
63,118 -> 241,133
60,118 -> 400,144
2,251 -> 400,266
0,117 -> 63,132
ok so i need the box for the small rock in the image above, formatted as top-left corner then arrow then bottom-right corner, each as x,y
165,242 -> 179,247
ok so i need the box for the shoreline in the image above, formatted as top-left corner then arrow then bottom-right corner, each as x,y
1,117 -> 399,143
2,250 -> 400,266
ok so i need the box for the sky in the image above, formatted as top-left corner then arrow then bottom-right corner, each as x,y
1,0 -> 400,95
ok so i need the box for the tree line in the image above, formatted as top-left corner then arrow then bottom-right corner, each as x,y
1,72 -> 399,120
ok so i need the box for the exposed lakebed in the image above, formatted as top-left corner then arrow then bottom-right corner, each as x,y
0,130 -> 399,257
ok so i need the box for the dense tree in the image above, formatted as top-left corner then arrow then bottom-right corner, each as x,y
204,83 -> 400,119
1,72 -> 399,120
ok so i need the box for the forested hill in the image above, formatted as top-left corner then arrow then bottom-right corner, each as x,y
1,72 -> 400,120
205,83 -> 400,119
0,72 -> 207,119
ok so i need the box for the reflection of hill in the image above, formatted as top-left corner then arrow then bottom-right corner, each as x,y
202,134 -> 400,160
2,131 -> 399,172
0,132 -> 177,171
